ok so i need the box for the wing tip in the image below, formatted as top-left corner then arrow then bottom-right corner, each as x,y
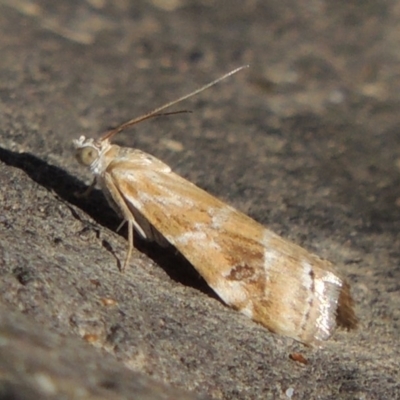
336,280 -> 358,330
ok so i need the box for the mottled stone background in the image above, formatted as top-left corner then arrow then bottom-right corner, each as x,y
0,1 -> 399,399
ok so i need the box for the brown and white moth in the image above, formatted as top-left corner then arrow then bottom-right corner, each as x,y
73,66 -> 357,346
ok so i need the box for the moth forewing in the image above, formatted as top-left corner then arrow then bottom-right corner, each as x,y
73,67 -> 356,345
110,159 -> 356,345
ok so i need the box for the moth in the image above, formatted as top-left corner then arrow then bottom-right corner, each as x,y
73,66 -> 357,345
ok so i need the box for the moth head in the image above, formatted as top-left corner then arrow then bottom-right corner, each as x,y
73,136 -> 101,167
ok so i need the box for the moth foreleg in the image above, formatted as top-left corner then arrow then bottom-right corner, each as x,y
116,220 -> 126,232
103,173 -> 142,271
124,219 -> 134,272
75,178 -> 97,198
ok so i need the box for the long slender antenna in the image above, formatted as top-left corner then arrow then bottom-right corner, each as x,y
101,65 -> 249,142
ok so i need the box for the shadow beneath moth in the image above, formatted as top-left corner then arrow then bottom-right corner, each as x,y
73,66 -> 357,346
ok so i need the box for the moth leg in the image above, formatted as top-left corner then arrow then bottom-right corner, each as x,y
124,219 -> 134,272
115,210 -> 146,239
75,178 -> 97,198
103,173 -> 143,272
116,220 -> 126,232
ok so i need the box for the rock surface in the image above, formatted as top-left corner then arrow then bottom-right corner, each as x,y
0,0 -> 399,399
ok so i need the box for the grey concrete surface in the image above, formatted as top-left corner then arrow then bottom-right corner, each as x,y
0,0 -> 399,399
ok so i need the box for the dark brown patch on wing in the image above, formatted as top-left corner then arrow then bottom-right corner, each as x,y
216,231 -> 262,265
227,264 -> 256,281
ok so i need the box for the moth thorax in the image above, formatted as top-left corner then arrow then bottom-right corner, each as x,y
76,145 -> 100,167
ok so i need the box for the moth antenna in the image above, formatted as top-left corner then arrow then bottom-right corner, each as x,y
102,110 -> 191,141
101,65 -> 249,141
